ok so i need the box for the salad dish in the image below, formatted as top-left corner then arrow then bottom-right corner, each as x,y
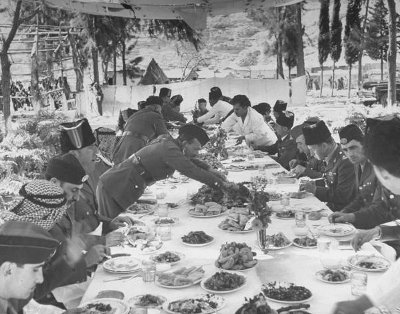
235,294 -> 277,314
201,271 -> 247,293
128,294 -> 167,308
215,242 -> 257,271
262,282 -> 312,303
315,269 -> 350,284
125,203 -> 155,215
75,299 -> 129,314
218,211 -> 254,233
275,210 -> 295,219
189,202 -> 226,217
153,217 -> 179,225
265,233 -> 292,250
156,266 -> 205,288
181,231 -> 214,246
150,251 -> 184,265
293,237 -> 317,249
348,254 -> 391,272
165,294 -> 225,314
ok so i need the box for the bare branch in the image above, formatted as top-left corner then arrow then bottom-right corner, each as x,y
1,0 -> 22,53
18,7 -> 40,25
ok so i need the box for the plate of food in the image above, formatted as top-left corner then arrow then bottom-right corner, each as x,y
264,233 -> 292,250
181,231 -> 215,247
156,266 -> 205,289
293,236 -> 317,249
201,271 -> 247,294
268,192 -> 283,201
215,242 -> 258,271
128,294 -> 167,309
77,298 -> 129,314
262,282 -> 312,304
315,269 -> 350,284
150,251 -> 184,265
125,203 -> 155,215
103,256 -> 140,274
235,293 -> 277,314
218,212 -> 254,233
275,210 -> 295,220
153,217 -> 179,225
165,294 -> 225,314
348,254 -> 391,272
318,223 -> 356,237
189,202 -> 226,218
127,235 -> 163,254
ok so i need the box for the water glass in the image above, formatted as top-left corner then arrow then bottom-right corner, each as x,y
157,204 -> 169,217
280,193 -> 290,207
156,189 -> 166,201
157,225 -> 171,241
141,260 -> 156,283
351,271 -> 368,296
318,238 -> 341,269
295,211 -> 306,228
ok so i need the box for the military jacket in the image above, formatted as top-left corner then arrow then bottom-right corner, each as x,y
314,146 -> 356,211
162,103 -> 187,123
342,161 -> 378,214
276,133 -> 297,170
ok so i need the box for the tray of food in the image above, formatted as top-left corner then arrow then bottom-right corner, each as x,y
165,294 -> 225,314
315,269 -> 350,284
128,294 -> 167,309
156,266 -> 205,289
235,293 -> 277,314
275,210 -> 296,219
318,223 -> 356,237
150,251 -> 184,265
191,184 -> 250,208
215,242 -> 257,271
201,271 -> 247,294
189,202 -> 226,218
262,282 -> 312,304
218,212 -> 254,233
153,217 -> 179,225
347,254 -> 391,272
264,233 -> 292,250
74,298 -> 130,314
181,231 -> 214,247
293,236 -> 317,249
103,256 -> 140,274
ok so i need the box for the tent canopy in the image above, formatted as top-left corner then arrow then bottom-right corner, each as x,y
139,58 -> 169,85
42,0 -> 303,30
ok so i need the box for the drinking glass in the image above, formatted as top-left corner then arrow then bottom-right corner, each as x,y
157,204 -> 169,217
157,225 -> 171,241
280,193 -> 290,207
351,272 -> 368,296
318,238 -> 341,269
141,260 -> 156,283
295,210 -> 306,228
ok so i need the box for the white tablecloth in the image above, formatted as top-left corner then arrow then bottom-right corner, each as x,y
81,155 -> 385,314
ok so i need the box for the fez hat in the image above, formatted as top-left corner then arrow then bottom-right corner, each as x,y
145,96 -> 163,107
138,101 -> 147,110
171,95 -> 183,107
179,124 -> 209,146
0,221 -> 59,264
276,111 -> 295,129
60,118 -> 96,154
291,124 -> 304,140
339,124 -> 364,145
366,114 -> 400,134
253,102 -> 271,115
273,100 -> 287,113
209,87 -> 223,100
46,154 -> 88,185
159,87 -> 171,98
303,120 -> 332,145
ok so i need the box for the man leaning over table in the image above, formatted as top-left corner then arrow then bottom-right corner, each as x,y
97,124 -> 238,220
333,117 -> 400,314
221,94 -> 277,152
300,120 -> 356,211
194,87 -> 232,125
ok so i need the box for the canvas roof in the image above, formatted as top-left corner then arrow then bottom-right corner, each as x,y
139,58 -> 169,85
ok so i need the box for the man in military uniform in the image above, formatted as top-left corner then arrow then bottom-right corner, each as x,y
97,125 -> 236,219
272,100 -> 287,120
159,87 -> 171,106
162,94 -> 187,124
195,87 -> 232,125
0,221 -> 59,314
300,120 -> 356,211
273,111 -> 297,170
112,96 -> 169,165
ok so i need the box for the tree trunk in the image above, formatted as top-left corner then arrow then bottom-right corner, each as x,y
387,0 -> 397,106
331,61 -> 336,96
122,40 -> 127,85
68,33 -> 83,91
92,47 -> 99,85
0,53 -> 12,134
31,51 -> 41,111
348,65 -> 352,98
102,60 -> 109,85
296,3 -> 305,77
380,53 -> 384,81
277,37 -> 284,79
357,0 -> 370,90
113,49 -> 117,85
320,65 -> 324,97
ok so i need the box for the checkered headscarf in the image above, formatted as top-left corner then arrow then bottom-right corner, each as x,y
0,180 -> 67,231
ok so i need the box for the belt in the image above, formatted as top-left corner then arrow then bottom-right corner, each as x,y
130,155 -> 155,185
122,131 -> 149,143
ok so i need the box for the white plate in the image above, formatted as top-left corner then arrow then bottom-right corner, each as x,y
216,259 -> 258,272
292,241 -> 317,249
348,254 -> 391,272
200,273 -> 247,294
153,217 -> 179,225
318,223 -> 356,237
80,298 -> 130,314
274,213 -> 295,220
188,209 -> 225,218
267,242 -> 293,250
103,256 -> 140,273
150,251 -> 185,265
181,237 -> 215,247
127,295 -> 167,308
164,294 -> 225,314
156,277 -> 203,289
315,270 -> 350,284
128,239 -> 164,254
219,225 -> 254,233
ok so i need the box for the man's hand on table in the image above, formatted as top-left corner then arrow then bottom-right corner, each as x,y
299,180 -> 316,194
329,212 -> 355,224
84,244 -> 110,267
289,159 -> 298,169
105,230 -> 125,247
351,227 -> 381,251
332,295 -> 374,314
110,215 -> 137,230
292,165 -> 306,178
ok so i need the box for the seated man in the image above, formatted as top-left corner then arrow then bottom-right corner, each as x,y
195,87 -> 232,125
272,100 -> 287,120
252,102 -> 273,123
300,120 -> 356,211
161,94 -> 187,123
273,111 -> 297,170
221,95 -> 277,151
192,98 -> 208,120
0,221 -> 59,314
97,125 -> 236,219
333,116 -> 400,314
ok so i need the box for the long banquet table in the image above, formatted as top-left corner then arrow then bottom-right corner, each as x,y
82,154 -> 386,314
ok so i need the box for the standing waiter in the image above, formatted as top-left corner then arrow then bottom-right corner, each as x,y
97,125 -> 236,219
112,96 -> 169,165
